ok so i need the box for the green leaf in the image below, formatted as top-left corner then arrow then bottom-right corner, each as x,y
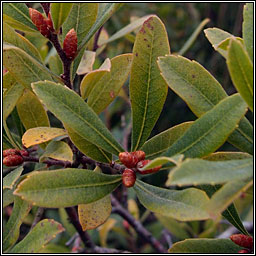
227,38 -> 253,111
168,238 -> 242,253
100,15 -> 152,46
50,3 -> 73,32
38,243 -> 70,253
39,141 -> 73,163
62,3 -> 98,47
3,44 -> 59,89
22,127 -> 67,148
163,94 -> 247,158
14,168 -> 122,208
141,122 -> 193,159
130,15 -> 170,150
207,179 -> 253,216
155,214 -> 191,240
3,3 -> 38,32
3,196 -> 32,252
71,3 -> 123,79
141,155 -> 184,171
16,90 -> 50,131
58,208 -> 76,236
199,184 -> 250,236
65,124 -> 112,163
133,179 -> 210,221
203,151 -> 252,161
48,54 -> 63,76
3,22 -> 42,62
9,219 -> 65,253
32,81 -> 124,155
158,54 -> 253,154
87,54 -> 133,114
80,58 -> 111,99
3,79 -> 24,121
242,3 -> 253,61
3,189 -> 15,208
204,28 -> 234,58
3,166 -> 23,190
166,157 -> 253,186
178,18 -> 210,56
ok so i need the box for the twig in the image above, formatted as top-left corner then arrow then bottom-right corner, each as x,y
41,3 -> 50,15
93,26 -> 103,51
22,156 -> 72,168
48,32 -> 73,89
111,195 -> 167,253
65,207 -> 95,249
30,207 -> 45,230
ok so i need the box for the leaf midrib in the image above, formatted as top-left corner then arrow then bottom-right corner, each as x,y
168,101 -> 244,156
35,85 -> 122,154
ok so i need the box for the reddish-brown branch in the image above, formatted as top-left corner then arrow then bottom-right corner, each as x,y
111,195 -> 167,253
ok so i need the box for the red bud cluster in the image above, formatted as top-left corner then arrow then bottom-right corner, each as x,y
230,234 -> 253,249
3,148 -> 29,167
63,28 -> 78,60
29,8 -> 51,38
120,150 -> 162,188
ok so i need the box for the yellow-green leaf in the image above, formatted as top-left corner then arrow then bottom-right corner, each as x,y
158,54 -> 253,154
22,127 -> 67,148
87,54 -> 133,114
3,44 -> 59,89
203,151 -> 252,161
3,22 -> 42,62
227,38 -> 253,111
14,169 -> 122,208
16,90 -> 50,135
9,219 -> 65,253
163,94 -> 247,158
39,141 -> 73,163
77,50 -> 96,75
134,179 -> 210,221
3,3 -> 38,32
130,15 -> 170,150
98,218 -> 117,247
242,3 -> 253,61
3,196 -> 32,252
80,58 -> 111,99
50,3 -> 73,32
3,166 -> 23,190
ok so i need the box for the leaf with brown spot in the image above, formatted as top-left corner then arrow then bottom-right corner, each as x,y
22,127 -> 67,148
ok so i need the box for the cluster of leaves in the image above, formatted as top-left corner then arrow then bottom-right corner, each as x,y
3,3 -> 253,253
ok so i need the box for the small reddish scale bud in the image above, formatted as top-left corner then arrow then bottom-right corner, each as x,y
63,28 -> 78,60
46,13 -> 54,31
119,152 -> 138,168
29,8 -> 50,38
137,160 -> 162,174
230,234 -> 253,249
238,249 -> 250,253
122,169 -> 136,187
3,155 -> 24,167
131,150 -> 146,162
123,220 -> 130,230
3,149 -> 20,157
20,149 -> 29,157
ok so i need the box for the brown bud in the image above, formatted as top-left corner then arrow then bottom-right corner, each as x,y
137,160 -> 162,174
119,152 -> 138,168
63,28 -> 77,60
29,8 -> 50,38
3,155 -> 24,167
3,149 -> 20,157
19,149 -> 29,157
230,234 -> 253,249
122,169 -> 136,187
131,150 -> 146,162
